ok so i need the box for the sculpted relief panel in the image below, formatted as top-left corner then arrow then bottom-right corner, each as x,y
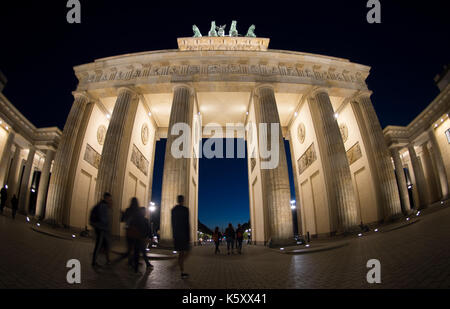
298,143 -> 317,175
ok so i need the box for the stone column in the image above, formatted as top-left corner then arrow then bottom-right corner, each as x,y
427,129 -> 449,199
18,146 -> 35,214
35,149 -> 55,219
390,147 -> 411,214
160,85 -> 195,244
45,92 -> 90,224
253,85 -> 293,245
355,93 -> 402,219
6,145 -> 22,196
420,142 -> 440,203
95,87 -> 140,236
308,88 -> 358,232
0,131 -> 15,187
407,145 -> 429,209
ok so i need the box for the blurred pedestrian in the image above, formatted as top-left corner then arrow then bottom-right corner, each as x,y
225,223 -> 235,255
0,186 -> 7,215
121,197 -> 140,266
90,192 -> 112,267
11,194 -> 18,219
171,195 -> 190,278
128,205 -> 152,273
212,226 -> 222,255
236,223 -> 244,254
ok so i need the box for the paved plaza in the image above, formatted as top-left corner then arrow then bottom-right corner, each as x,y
0,203 -> 450,289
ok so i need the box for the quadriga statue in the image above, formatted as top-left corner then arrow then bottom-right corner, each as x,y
208,21 -> 218,37
229,20 -> 238,37
245,24 -> 256,37
192,25 -> 202,38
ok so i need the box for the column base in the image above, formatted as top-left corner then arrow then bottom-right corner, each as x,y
267,238 -> 297,248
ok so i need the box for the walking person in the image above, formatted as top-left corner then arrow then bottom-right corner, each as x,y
225,223 -> 235,255
11,194 -> 18,219
90,192 -> 112,267
121,197 -> 140,266
128,206 -> 153,273
171,195 -> 190,279
0,186 -> 7,215
212,227 -> 222,255
236,223 -> 244,254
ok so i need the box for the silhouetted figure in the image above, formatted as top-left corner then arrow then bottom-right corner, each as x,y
11,194 -> 18,219
128,205 -> 152,273
212,226 -> 222,255
0,186 -> 7,215
90,192 -> 112,267
225,223 -> 235,255
359,221 -> 370,233
121,197 -> 140,266
171,195 -> 190,278
236,223 -> 244,254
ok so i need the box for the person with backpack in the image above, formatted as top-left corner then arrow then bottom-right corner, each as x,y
225,223 -> 235,255
212,226 -> 222,255
90,192 -> 112,267
236,223 -> 244,254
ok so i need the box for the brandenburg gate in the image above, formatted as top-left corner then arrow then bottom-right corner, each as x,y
42,26 -> 404,246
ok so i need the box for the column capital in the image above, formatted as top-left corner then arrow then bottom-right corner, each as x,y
71,90 -> 91,101
172,83 -> 195,95
117,86 -> 140,98
308,86 -> 330,98
254,83 -> 275,94
353,90 -> 374,101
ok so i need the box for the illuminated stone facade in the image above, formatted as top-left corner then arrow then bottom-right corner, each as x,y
2,38 -> 447,246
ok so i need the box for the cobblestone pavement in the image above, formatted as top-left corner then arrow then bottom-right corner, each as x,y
1,205 -> 450,289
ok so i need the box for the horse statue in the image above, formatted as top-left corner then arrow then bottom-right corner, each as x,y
229,20 -> 238,37
245,24 -> 256,37
192,25 -> 202,38
216,24 -> 226,37
208,21 -> 218,37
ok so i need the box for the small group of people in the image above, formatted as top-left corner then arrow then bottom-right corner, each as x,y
0,186 -> 19,219
212,223 -> 245,255
89,193 -> 191,278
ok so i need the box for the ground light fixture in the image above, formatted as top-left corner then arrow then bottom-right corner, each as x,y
374,228 -> 379,232
358,233 -> 362,237
26,217 -> 30,222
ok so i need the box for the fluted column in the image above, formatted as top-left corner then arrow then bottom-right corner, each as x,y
18,146 -> 35,214
6,145 -> 22,196
308,88 -> 358,232
0,131 -> 15,187
288,134 -> 303,236
95,87 -> 139,236
160,85 -> 194,243
355,93 -> 402,219
45,92 -> 90,224
420,143 -> 440,203
427,129 -> 449,199
408,145 -> 429,209
35,149 -> 55,219
254,85 -> 293,244
390,147 -> 411,214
